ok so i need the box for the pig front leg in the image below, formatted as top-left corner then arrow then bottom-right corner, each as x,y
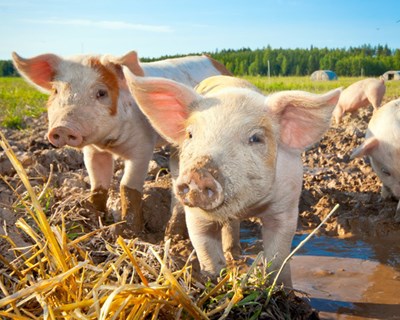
165,147 -> 189,240
185,208 -> 226,276
119,146 -> 154,233
83,146 -> 114,213
260,209 -> 298,287
221,219 -> 242,261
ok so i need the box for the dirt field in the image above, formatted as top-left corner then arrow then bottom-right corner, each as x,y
1,98 -> 399,318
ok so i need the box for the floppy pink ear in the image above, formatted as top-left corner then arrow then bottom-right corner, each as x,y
12,52 -> 61,93
351,137 -> 379,159
266,88 -> 341,149
124,72 -> 200,144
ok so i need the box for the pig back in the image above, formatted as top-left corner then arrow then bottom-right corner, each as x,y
195,75 -> 261,95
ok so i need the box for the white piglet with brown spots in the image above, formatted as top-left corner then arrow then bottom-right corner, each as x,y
126,74 -> 341,286
12,51 -> 230,233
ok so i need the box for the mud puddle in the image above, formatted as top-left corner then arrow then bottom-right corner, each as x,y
240,226 -> 400,319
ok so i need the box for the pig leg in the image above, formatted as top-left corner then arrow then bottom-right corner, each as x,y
260,210 -> 297,287
119,145 -> 154,233
221,219 -> 242,261
332,104 -> 344,124
368,93 -> 384,110
83,146 -> 114,214
165,147 -> 189,240
185,208 -> 226,276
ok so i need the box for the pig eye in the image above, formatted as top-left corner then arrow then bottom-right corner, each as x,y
185,127 -> 193,139
381,167 -> 391,176
249,133 -> 264,145
52,87 -> 58,95
96,89 -> 108,99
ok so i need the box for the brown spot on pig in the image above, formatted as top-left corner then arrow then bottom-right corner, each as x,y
259,116 -> 278,170
88,58 -> 119,115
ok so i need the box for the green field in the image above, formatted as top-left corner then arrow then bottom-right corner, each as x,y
1,76 -> 399,129
244,75 -> 400,96
0,77 -> 47,128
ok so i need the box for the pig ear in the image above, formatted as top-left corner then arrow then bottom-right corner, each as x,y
124,73 -> 200,144
12,52 -> 61,93
350,137 -> 379,159
266,88 -> 341,149
111,51 -> 144,77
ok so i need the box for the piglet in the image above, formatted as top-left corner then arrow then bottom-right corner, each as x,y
126,74 -> 341,285
12,51 -> 230,234
351,98 -> 400,222
333,77 -> 386,123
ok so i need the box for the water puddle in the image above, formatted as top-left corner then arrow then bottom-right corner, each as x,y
240,226 -> 400,319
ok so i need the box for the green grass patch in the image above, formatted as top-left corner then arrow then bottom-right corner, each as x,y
0,77 -> 47,129
244,75 -> 400,98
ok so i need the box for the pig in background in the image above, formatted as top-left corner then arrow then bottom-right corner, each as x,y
351,98 -> 400,222
126,73 -> 341,286
333,77 -> 386,124
12,50 -> 230,234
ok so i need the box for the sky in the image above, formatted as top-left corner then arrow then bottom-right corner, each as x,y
1,0 -> 400,60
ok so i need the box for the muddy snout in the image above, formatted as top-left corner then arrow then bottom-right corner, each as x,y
47,126 -> 83,148
175,166 -> 224,210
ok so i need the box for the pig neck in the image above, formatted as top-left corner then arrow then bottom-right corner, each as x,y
252,145 -> 303,217
240,145 -> 303,219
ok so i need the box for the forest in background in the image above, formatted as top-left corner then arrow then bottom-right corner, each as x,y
1,44 -> 400,77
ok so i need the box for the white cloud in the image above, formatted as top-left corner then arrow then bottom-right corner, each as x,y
24,18 -> 173,33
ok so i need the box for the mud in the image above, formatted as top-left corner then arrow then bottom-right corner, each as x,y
0,98 -> 400,318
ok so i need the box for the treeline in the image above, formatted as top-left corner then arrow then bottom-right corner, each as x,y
146,44 -> 400,77
1,44 -> 400,77
0,60 -> 18,77
210,44 -> 400,77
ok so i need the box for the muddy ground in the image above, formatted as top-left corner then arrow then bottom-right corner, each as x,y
0,99 -> 399,318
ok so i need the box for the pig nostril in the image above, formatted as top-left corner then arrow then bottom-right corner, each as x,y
68,135 -> 76,141
178,184 -> 190,195
53,134 -> 60,140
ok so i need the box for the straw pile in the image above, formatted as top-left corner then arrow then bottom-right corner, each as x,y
0,131 -> 318,319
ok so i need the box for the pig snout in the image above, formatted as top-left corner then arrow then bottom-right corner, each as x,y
48,126 -> 83,148
175,168 -> 224,210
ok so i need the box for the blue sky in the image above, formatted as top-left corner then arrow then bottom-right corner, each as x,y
1,0 -> 399,60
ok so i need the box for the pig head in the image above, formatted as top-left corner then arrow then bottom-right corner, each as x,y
126,74 -> 341,286
12,51 -> 229,235
351,98 -> 400,222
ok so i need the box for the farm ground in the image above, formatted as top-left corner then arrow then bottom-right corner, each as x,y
1,98 -> 400,318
